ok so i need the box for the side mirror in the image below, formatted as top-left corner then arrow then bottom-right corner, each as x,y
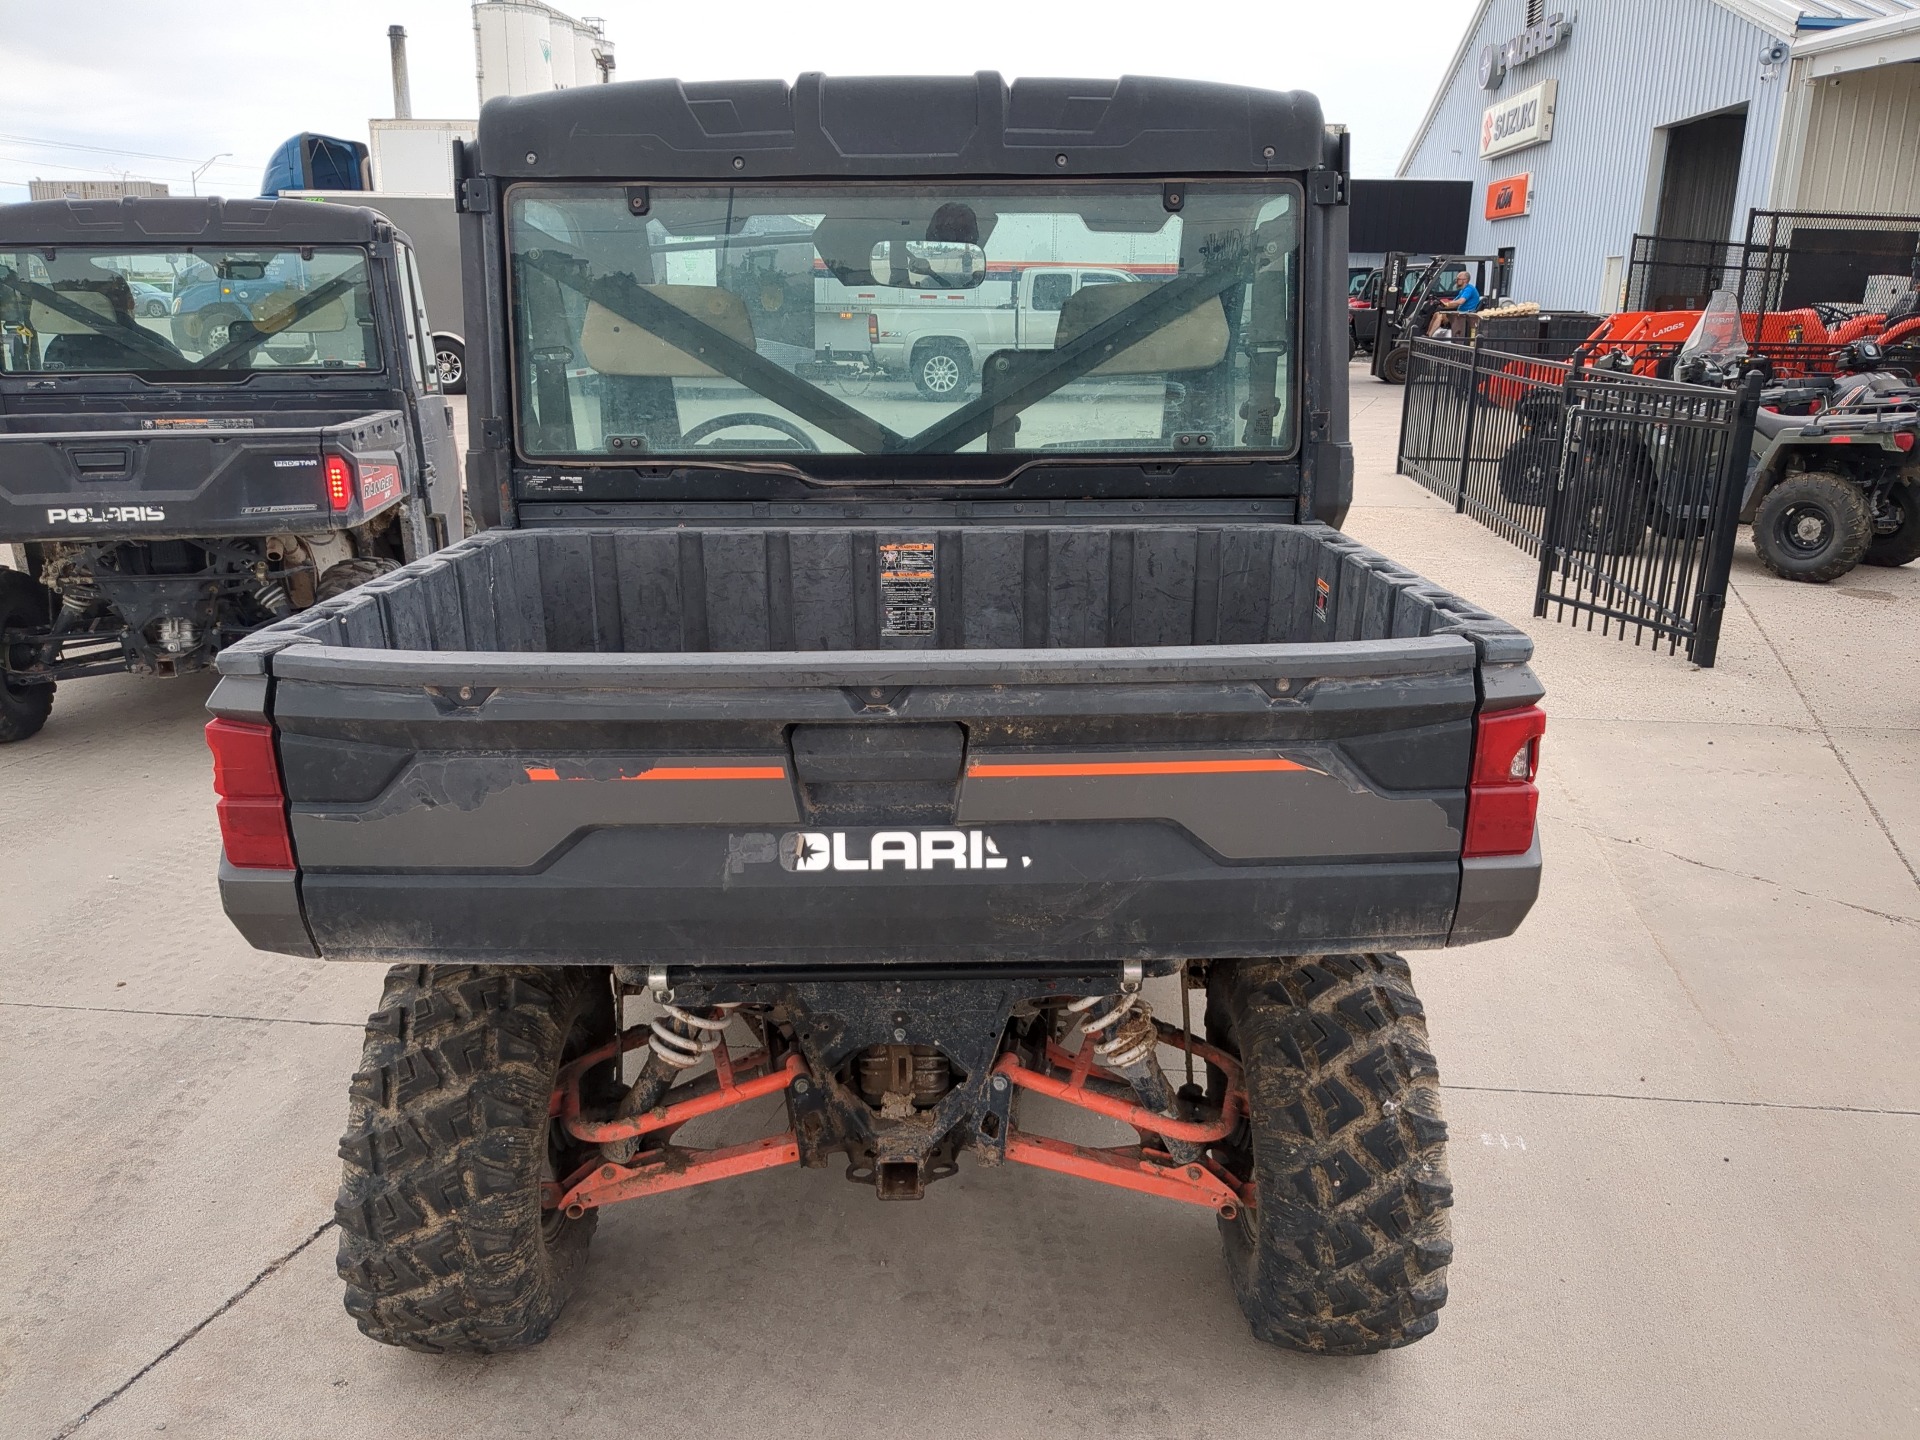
870,240 -> 987,290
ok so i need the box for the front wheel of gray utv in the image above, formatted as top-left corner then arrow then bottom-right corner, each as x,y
335,965 -> 618,1353
1206,955 -> 1452,1355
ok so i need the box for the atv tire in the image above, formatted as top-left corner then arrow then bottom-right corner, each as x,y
315,557 -> 400,602
0,568 -> 57,744
336,964 -> 619,1353
1864,476 -> 1920,568
1496,437 -> 1558,506
1553,433 -> 1653,557
1753,471 -> 1872,582
1205,954 -> 1452,1356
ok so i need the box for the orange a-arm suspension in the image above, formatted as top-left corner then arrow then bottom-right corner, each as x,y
993,1020 -> 1249,1218
544,1015 -> 1249,1220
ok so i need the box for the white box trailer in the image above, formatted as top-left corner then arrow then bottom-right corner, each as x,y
281,190 -> 470,392
368,120 -> 476,197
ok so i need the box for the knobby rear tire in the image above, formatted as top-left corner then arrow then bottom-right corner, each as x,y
335,964 -> 617,1353
0,568 -> 57,744
1207,954 -> 1453,1356
1864,476 -> 1920,568
315,557 -> 400,603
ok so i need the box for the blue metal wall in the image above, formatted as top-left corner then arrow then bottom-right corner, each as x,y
1399,0 -> 1790,310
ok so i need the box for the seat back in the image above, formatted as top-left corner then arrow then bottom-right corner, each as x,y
579,285 -> 756,377
253,289 -> 352,334
1052,281 -> 1229,375
30,285 -> 120,335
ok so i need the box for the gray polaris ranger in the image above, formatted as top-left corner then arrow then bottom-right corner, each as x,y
209,73 -> 1545,1358
0,197 -> 462,742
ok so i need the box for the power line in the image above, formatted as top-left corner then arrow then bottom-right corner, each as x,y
0,154 -> 178,183
0,132 -> 256,170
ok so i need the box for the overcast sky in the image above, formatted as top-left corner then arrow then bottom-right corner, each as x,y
0,0 -> 1479,203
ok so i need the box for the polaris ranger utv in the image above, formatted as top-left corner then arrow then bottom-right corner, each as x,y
0,197 -> 462,742
209,73 -> 1545,1358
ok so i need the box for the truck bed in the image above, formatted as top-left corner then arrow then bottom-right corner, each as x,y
213,520 -> 1542,970
0,409 -> 411,543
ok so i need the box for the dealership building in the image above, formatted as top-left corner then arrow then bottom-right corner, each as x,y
1398,0 -> 1920,311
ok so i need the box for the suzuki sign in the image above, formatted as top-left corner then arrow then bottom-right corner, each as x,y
1481,79 -> 1557,160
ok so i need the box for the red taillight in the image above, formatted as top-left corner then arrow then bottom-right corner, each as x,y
1464,705 -> 1545,858
1896,433 -> 1914,452
867,313 -> 879,343
206,718 -> 294,870
324,454 -> 354,511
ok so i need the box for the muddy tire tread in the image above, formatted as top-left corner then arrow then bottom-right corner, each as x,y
0,568 -> 57,744
1210,953 -> 1452,1356
335,964 -> 608,1354
315,557 -> 400,603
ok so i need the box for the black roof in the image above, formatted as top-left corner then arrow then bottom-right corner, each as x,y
477,72 -> 1330,181
0,196 -> 391,245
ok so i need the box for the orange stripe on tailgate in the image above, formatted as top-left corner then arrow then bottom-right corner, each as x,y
524,765 -> 786,782
966,758 -> 1309,778
626,766 -> 787,781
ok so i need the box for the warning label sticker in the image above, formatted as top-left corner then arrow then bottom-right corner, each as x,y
879,540 -> 936,636
140,417 -> 256,430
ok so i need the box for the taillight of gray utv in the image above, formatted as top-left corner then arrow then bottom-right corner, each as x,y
206,718 -> 294,870
1464,705 -> 1546,858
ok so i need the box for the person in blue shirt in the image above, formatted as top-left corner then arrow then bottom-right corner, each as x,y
1427,268 -> 1482,336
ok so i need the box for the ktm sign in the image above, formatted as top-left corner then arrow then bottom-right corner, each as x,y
1486,173 -> 1532,221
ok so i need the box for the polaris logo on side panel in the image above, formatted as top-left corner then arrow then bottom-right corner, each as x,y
47,506 -> 166,524
780,830 -> 1027,873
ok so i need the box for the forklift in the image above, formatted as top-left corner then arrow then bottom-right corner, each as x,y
1369,251 -> 1512,384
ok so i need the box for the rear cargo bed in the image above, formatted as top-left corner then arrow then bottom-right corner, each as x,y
214,521 -> 1541,970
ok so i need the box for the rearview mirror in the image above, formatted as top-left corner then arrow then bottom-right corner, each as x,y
869,240 -> 986,289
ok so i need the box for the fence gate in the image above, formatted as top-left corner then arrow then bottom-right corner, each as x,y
1397,340 -> 1762,666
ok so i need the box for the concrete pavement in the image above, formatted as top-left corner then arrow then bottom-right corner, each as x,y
2,367 -> 1916,1438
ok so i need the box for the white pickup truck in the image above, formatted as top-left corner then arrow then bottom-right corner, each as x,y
817,265 -> 1142,398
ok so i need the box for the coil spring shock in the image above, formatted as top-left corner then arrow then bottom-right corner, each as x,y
1068,989 -> 1204,1163
253,579 -> 293,616
1066,991 -> 1157,1068
599,1002 -> 739,1163
647,1001 -> 739,1070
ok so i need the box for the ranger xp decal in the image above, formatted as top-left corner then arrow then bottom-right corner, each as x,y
47,506 -> 166,524
781,829 -> 1027,873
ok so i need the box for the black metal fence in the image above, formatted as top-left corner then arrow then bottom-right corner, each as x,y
1625,207 -> 1920,313
1626,234 -> 1776,312
1397,339 -> 1762,666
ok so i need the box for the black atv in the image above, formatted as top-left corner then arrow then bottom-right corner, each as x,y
1739,342 -> 1920,582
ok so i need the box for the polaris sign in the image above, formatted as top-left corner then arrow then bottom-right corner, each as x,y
1478,12 -> 1573,90
1480,79 -> 1557,161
